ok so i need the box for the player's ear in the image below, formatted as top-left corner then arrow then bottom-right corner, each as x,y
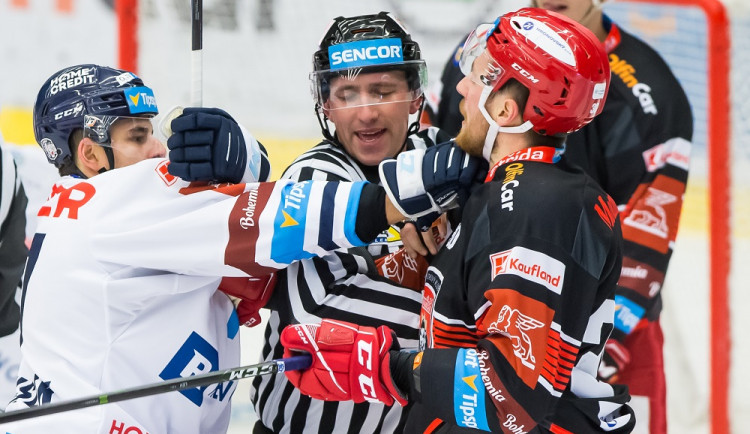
409,94 -> 424,115
77,137 -> 108,174
491,94 -> 522,128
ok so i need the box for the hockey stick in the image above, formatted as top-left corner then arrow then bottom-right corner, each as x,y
191,0 -> 203,106
0,354 -> 311,423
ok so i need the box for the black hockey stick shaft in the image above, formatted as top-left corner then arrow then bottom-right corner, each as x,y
0,354 -> 311,423
191,0 -> 203,106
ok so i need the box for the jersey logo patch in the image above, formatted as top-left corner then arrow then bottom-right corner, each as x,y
489,305 -> 545,370
622,175 -> 684,253
37,182 -> 96,219
609,53 -> 658,115
12,374 -> 54,407
619,257 -> 664,298
595,194 -> 619,229
419,267 -> 444,351
642,137 -> 690,172
155,160 -> 177,186
489,246 -> 565,294
477,349 -> 537,431
453,348 -> 489,431
614,295 -> 645,334
280,209 -> 298,227
160,332 -> 221,406
481,288 -> 554,389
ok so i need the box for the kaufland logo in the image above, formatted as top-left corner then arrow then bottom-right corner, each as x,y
489,246 -> 565,294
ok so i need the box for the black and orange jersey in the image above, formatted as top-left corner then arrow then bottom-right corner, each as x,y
430,15 -> 692,345
395,147 -> 635,433
564,17 -> 692,342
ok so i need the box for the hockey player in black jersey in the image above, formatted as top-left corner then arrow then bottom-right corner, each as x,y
281,8 -> 636,433
250,12 -> 454,434
430,1 -> 692,432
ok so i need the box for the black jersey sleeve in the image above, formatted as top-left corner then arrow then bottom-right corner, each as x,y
565,26 -> 693,342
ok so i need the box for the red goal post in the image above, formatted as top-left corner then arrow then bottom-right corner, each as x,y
603,1 -> 731,432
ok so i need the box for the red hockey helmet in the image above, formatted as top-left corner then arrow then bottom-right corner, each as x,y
460,7 -> 610,136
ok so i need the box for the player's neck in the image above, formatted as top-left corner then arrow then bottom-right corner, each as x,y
488,134 -> 529,167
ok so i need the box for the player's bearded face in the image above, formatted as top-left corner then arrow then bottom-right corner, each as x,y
454,55 -> 494,158
454,99 -> 490,158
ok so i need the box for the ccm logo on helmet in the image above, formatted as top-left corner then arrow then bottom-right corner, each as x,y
53,102 -> 84,120
329,38 -> 404,70
512,63 -> 539,84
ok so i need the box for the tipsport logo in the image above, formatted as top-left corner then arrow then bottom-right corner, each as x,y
328,38 -> 403,70
614,295 -> 644,334
124,86 -> 158,114
453,348 -> 489,431
160,332 -> 234,406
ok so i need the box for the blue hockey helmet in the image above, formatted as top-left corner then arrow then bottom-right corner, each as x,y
33,64 -> 159,168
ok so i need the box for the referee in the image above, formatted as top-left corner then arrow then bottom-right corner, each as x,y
250,12 -> 451,433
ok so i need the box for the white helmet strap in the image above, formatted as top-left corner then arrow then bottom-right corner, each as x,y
478,85 -> 534,162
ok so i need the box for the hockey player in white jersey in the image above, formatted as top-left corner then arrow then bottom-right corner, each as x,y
1,64 -> 482,433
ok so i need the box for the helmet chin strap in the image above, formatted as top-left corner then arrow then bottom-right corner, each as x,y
477,85 -> 533,162
98,144 -> 116,174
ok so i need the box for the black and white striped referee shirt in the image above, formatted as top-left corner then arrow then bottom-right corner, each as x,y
250,127 -> 451,433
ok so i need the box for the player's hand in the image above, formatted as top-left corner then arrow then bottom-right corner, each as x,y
218,274 -> 276,328
379,142 -> 483,220
598,339 -> 630,384
167,107 -> 247,183
402,214 -> 450,257
281,319 -> 407,406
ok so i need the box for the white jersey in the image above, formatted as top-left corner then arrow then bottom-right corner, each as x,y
1,157 -> 369,434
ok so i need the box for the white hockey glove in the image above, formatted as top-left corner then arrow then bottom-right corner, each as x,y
379,142 -> 483,219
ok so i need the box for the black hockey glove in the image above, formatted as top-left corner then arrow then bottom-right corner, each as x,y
379,142 -> 483,220
167,107 -> 247,183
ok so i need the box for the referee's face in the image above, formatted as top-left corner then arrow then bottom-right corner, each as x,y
324,71 -> 422,166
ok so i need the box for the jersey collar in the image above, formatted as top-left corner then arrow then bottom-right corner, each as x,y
485,146 -> 564,183
602,14 -> 622,53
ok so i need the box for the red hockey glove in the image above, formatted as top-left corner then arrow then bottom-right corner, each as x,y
218,274 -> 276,327
281,319 -> 407,406
598,339 -> 631,384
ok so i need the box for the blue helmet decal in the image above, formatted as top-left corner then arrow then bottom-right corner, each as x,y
124,86 -> 158,114
328,38 -> 404,70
